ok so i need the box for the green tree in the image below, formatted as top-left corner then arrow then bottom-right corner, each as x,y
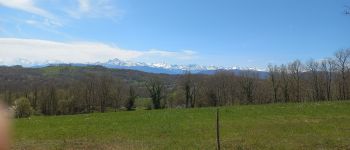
15,97 -> 33,118
146,78 -> 164,109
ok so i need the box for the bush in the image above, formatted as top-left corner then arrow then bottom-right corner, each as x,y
15,97 -> 33,118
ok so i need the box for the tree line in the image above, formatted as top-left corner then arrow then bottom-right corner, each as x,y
1,49 -> 350,117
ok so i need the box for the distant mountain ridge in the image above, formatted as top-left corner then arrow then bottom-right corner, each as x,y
0,58 -> 267,76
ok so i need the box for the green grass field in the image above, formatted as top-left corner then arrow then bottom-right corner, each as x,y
13,101 -> 350,150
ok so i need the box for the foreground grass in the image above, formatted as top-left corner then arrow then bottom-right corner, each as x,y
13,101 -> 350,149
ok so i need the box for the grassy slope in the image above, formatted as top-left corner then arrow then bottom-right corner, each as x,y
13,101 -> 350,150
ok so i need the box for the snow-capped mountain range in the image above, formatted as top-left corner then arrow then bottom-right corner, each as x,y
0,58 -> 266,75
101,58 -> 242,72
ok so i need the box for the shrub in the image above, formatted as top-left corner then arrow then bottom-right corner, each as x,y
15,97 -> 33,118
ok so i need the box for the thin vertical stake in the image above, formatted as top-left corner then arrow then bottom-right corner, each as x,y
216,108 -> 221,150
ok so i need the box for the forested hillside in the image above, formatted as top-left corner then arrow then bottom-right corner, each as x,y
0,65 -> 177,115
1,49 -> 350,116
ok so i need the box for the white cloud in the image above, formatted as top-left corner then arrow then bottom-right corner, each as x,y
0,0 -> 63,30
0,0 -> 53,19
0,38 -> 198,65
0,38 -> 143,65
66,0 -> 121,19
78,0 -> 90,12
0,0 -> 122,37
25,18 -> 62,28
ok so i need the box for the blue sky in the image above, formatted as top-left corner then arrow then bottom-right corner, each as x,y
0,0 -> 350,68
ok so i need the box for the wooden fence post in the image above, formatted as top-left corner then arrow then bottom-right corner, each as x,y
216,108 -> 221,150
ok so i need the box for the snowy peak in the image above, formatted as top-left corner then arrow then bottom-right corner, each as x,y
101,59 -> 226,71
104,58 -> 148,67
0,58 -> 265,74
99,58 -> 248,74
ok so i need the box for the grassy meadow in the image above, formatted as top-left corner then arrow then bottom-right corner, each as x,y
13,101 -> 350,149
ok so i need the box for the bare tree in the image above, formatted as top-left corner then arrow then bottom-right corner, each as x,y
97,75 -> 113,113
239,70 -> 258,104
113,78 -> 125,112
182,71 -> 197,108
211,71 -> 236,106
268,64 -> 280,103
83,74 -> 97,113
321,58 -> 336,100
4,90 -> 12,106
125,86 -> 136,111
207,89 -> 218,106
41,84 -> 58,115
32,87 -> 38,110
334,49 -> 350,100
280,64 -> 290,103
306,60 -> 322,101
289,60 -> 303,102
